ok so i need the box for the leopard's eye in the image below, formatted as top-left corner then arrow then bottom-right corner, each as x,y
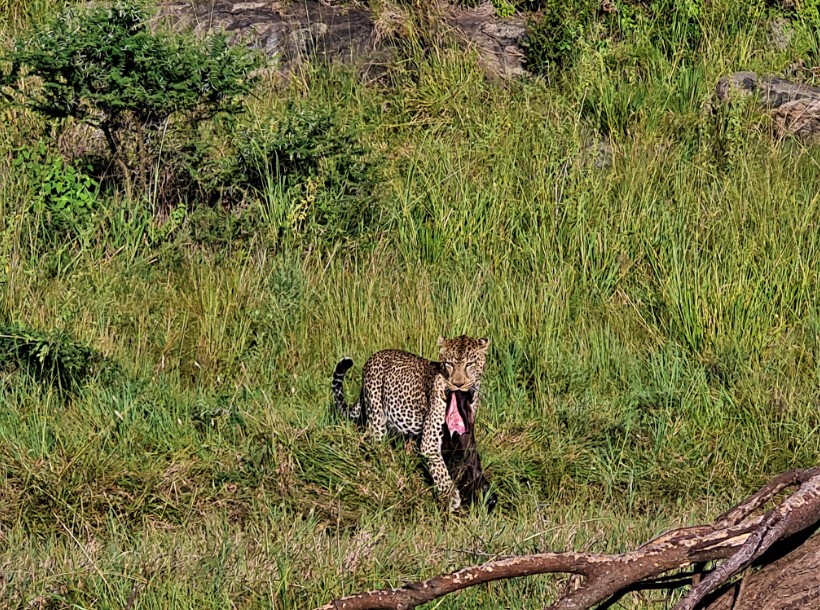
444,362 -> 454,372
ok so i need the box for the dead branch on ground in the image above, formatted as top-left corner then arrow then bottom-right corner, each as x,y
315,466 -> 820,610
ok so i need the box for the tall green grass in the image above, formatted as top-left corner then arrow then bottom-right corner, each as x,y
2,2 -> 820,608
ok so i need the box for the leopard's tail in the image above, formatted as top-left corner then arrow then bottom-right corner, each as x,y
332,357 -> 361,419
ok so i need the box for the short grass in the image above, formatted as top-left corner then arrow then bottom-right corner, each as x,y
2,1 -> 820,608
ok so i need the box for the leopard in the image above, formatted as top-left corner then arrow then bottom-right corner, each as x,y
332,335 -> 490,512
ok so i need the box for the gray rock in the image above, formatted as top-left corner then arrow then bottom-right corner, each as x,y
158,0 -> 530,79
716,71 -> 820,141
232,2 -> 270,11
445,2 -> 527,79
767,16 -> 793,51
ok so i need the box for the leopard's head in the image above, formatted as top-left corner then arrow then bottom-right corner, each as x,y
438,335 -> 490,391
437,335 -> 490,436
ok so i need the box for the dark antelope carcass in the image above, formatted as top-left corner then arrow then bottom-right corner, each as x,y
441,388 -> 497,511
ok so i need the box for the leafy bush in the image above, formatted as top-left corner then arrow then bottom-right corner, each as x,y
522,0 -> 712,81
0,323 -> 114,394
13,142 -> 99,244
0,0 -> 262,198
492,0 -> 517,18
522,1 -> 597,77
235,100 -> 383,242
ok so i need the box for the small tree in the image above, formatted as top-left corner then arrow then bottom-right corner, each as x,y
0,0 -> 262,197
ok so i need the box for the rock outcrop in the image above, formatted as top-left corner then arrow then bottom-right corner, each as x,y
716,71 -> 820,141
159,0 -> 528,79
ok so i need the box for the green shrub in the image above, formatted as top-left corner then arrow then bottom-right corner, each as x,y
13,142 -> 99,244
522,9 -> 583,74
492,0 -> 517,18
522,2 -> 592,77
0,323 -> 114,394
0,0 -> 262,198
235,100 -> 383,243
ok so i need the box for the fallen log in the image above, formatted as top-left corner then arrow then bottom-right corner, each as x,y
703,530 -> 820,610
316,466 -> 820,610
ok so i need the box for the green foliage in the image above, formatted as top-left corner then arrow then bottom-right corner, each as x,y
13,142 -> 99,242
0,0 -> 261,194
492,0 -> 517,18
235,100 -> 383,242
0,322 -> 108,394
1,1 -> 259,128
522,0 -> 721,81
794,0 -> 820,26
0,0 -> 64,32
645,0 -> 704,58
522,1 -> 596,77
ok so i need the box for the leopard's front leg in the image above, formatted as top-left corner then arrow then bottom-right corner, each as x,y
421,380 -> 460,512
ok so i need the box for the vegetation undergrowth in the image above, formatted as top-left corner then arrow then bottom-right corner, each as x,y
1,0 -> 819,608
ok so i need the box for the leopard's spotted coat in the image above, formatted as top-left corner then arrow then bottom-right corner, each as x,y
332,335 -> 490,511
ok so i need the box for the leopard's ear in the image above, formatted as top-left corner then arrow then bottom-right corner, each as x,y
477,337 -> 490,351
437,335 -> 446,347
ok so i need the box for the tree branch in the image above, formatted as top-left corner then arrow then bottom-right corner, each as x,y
316,467 -> 820,610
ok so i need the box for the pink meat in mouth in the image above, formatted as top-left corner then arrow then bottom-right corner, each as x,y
445,392 -> 467,435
